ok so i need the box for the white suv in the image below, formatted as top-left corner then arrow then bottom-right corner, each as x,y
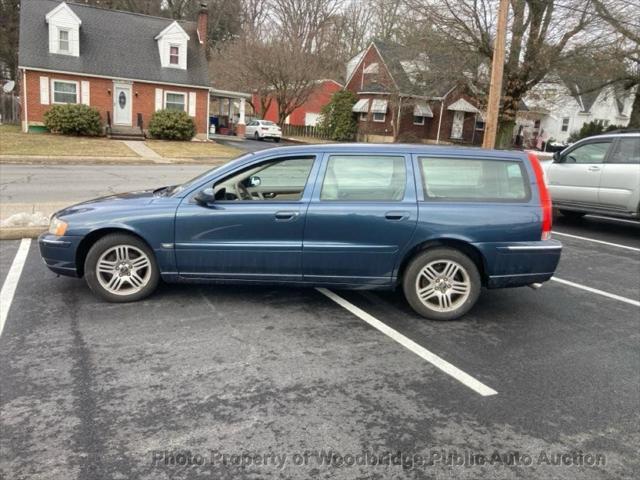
546,132 -> 640,220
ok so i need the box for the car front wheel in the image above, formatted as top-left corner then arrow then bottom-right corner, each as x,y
84,233 -> 159,302
403,248 -> 481,320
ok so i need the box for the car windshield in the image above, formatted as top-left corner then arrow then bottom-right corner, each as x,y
169,152 -> 254,195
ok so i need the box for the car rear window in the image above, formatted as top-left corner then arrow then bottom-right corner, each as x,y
609,138 -> 640,164
321,155 -> 406,201
419,157 -> 529,201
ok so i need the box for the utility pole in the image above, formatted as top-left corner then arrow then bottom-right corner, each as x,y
482,0 -> 510,149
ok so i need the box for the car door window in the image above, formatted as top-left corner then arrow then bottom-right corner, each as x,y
214,157 -> 314,201
565,141 -> 611,164
321,155 -> 406,201
608,138 -> 640,164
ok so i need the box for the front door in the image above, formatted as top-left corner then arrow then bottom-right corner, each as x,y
113,83 -> 132,125
451,111 -> 464,139
303,153 -> 418,285
174,155 -> 318,281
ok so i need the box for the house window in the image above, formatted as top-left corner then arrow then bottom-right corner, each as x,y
359,112 -> 368,122
58,29 -> 70,53
169,45 -> 180,65
52,80 -> 77,103
413,116 -> 425,125
561,117 -> 570,132
165,92 -> 186,111
373,112 -> 386,122
475,120 -> 485,131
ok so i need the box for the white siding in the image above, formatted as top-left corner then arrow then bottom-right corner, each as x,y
155,88 -> 164,111
188,92 -> 196,116
81,81 -> 90,105
39,76 -> 50,105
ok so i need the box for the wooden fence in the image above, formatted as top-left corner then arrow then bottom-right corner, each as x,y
282,124 -> 334,141
0,92 -> 20,124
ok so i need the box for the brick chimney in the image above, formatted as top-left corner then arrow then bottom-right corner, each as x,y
197,3 -> 208,45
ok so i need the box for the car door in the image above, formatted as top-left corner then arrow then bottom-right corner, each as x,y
244,121 -> 255,137
174,154 -> 319,281
598,137 -> 640,213
547,138 -> 613,206
303,153 -> 418,285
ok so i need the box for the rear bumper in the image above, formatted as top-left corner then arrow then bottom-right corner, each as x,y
38,233 -> 81,277
473,239 -> 562,288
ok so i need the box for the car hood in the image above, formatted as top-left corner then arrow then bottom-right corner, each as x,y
55,189 -> 158,217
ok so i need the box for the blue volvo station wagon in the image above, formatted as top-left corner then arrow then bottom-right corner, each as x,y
39,144 -> 562,320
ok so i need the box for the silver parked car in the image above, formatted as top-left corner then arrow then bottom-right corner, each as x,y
546,132 -> 640,219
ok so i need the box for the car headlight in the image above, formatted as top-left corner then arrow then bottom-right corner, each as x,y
48,217 -> 68,236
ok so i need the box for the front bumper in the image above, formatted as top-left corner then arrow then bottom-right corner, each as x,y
473,239 -> 563,288
38,233 -> 82,277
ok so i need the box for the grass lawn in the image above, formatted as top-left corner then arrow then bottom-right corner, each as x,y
0,124 -> 137,157
145,140 -> 242,158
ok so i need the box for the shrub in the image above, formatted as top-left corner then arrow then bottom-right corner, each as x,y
568,121 -> 626,143
43,104 -> 102,136
148,109 -> 196,141
318,90 -> 358,141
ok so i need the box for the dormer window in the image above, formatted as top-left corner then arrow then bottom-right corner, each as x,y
169,45 -> 180,65
46,3 -> 81,57
155,21 -> 189,69
58,29 -> 70,53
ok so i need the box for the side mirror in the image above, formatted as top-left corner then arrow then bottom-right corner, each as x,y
249,175 -> 261,187
194,187 -> 216,206
552,151 -> 561,163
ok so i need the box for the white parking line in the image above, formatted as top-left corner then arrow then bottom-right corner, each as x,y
586,215 -> 640,225
316,287 -> 498,397
553,231 -> 640,253
0,239 -> 31,337
551,277 -> 640,308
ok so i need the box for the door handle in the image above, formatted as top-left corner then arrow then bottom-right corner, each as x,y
274,211 -> 299,221
385,211 -> 410,221
588,166 -> 601,172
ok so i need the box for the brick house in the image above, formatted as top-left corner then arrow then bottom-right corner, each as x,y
252,79 -> 343,126
18,0 -> 211,138
345,40 -> 485,144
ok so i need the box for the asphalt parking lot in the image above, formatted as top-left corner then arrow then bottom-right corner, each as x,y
1,215 -> 638,479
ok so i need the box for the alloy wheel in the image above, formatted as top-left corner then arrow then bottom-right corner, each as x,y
415,260 -> 471,312
96,245 -> 152,296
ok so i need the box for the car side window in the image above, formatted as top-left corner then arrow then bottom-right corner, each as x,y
564,141 -> 612,164
320,155 -> 406,201
213,157 -> 314,201
608,138 -> 640,164
419,157 -> 528,201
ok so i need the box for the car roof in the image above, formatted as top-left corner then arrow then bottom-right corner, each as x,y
253,143 -> 528,160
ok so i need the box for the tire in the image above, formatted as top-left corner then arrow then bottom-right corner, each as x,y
559,209 -> 586,219
273,137 -> 281,143
254,132 -> 261,141
84,233 -> 159,303
402,248 -> 481,321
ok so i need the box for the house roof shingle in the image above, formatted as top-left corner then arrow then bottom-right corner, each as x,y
19,0 -> 209,88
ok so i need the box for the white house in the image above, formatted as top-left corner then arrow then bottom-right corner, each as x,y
517,75 -> 634,147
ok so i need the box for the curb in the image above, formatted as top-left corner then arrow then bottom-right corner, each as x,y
0,226 -> 46,240
0,155 -> 234,165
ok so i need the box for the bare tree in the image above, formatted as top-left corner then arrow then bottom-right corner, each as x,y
592,0 -> 640,127
270,0 -> 344,52
407,0 -> 610,147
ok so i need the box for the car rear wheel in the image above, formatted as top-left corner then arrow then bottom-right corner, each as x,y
403,248 -> 481,321
254,131 -> 261,141
559,209 -> 585,219
274,137 -> 281,143
85,233 -> 159,302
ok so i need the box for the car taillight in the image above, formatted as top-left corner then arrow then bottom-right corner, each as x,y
527,152 -> 552,240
